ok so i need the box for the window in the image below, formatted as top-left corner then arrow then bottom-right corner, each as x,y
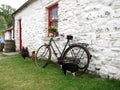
48,4 -> 58,36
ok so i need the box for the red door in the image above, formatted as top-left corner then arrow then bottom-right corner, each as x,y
19,19 -> 22,51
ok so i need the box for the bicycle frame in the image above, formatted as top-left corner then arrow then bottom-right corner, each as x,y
47,37 -> 71,60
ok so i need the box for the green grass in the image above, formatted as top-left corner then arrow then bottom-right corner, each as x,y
0,54 -> 120,90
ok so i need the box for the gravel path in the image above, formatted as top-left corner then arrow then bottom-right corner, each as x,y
0,53 -> 7,60
0,52 -> 19,60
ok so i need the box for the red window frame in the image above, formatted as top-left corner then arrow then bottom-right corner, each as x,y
48,4 -> 58,36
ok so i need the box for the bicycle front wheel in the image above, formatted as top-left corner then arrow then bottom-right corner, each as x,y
63,44 -> 91,75
35,44 -> 51,68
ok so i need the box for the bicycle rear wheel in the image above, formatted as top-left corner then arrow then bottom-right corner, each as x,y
63,44 -> 91,75
35,44 -> 51,68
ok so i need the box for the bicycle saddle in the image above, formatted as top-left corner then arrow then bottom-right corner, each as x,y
67,35 -> 73,40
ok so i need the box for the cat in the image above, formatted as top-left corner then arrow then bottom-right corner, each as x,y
58,61 -> 79,76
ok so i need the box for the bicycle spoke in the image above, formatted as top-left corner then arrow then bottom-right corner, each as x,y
35,44 -> 51,68
71,47 -> 81,58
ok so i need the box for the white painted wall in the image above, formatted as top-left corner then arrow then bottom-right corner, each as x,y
4,30 -> 13,40
14,0 -> 120,80
4,32 -> 11,40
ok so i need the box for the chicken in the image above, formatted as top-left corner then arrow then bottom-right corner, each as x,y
31,51 -> 36,62
21,47 -> 29,59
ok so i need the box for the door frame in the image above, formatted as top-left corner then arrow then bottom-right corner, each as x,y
19,19 -> 22,51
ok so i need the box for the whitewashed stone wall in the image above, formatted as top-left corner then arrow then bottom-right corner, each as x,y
4,31 -> 12,40
14,0 -> 120,80
14,0 -> 59,51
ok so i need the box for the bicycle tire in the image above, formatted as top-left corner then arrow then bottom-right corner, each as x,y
35,44 -> 51,68
62,44 -> 91,75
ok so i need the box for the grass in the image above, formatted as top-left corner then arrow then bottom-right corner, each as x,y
0,54 -> 120,90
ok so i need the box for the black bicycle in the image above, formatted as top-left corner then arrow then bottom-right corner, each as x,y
35,35 -> 92,75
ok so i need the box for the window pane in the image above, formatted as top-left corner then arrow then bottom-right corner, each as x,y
50,9 -> 54,20
50,7 -> 58,20
54,8 -> 58,19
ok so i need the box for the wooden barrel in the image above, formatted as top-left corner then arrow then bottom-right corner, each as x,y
4,40 -> 16,53
0,43 -> 4,51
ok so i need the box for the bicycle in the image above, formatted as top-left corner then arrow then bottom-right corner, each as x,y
35,35 -> 92,75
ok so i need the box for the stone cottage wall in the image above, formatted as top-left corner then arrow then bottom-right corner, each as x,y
14,0 -> 120,80
14,0 -> 59,51
59,0 -> 120,79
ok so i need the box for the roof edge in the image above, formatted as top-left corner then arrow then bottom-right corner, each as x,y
3,26 -> 13,33
12,0 -> 37,16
